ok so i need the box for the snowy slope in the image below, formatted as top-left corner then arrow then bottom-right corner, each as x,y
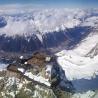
56,31 -> 98,80
0,63 -> 8,71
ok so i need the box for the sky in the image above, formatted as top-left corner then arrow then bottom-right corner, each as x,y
0,0 -> 98,8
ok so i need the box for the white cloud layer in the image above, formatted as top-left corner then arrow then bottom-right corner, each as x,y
0,8 -> 98,36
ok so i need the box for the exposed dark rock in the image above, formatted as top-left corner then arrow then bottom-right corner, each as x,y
7,64 -> 18,73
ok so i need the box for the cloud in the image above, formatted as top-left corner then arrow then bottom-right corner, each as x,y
0,8 -> 98,36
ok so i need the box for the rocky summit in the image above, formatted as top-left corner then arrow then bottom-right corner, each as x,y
0,51 -> 75,98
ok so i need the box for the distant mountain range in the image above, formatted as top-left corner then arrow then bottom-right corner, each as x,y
0,8 -> 97,53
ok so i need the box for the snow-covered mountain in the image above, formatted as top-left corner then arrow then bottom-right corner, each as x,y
0,8 -> 98,98
55,25 -> 98,98
0,8 -> 97,53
